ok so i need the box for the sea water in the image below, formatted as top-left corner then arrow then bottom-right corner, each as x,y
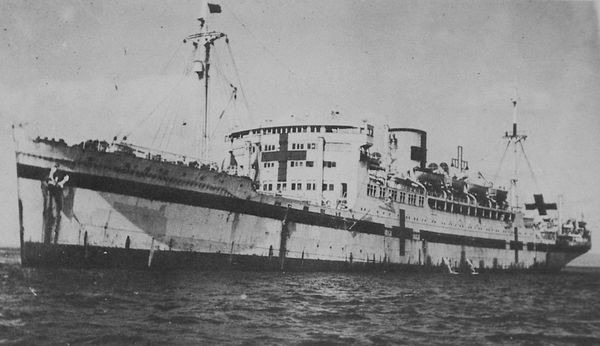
1,264 -> 599,345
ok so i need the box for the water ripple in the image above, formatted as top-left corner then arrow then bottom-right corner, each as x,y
1,264 -> 600,344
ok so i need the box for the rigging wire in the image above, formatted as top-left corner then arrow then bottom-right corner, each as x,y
519,140 -> 542,192
211,48 -> 234,100
162,93 -> 186,151
152,83 -> 192,152
150,96 -> 177,149
210,87 -> 237,140
203,43 -> 246,146
158,94 -> 179,149
116,43 -> 192,141
121,72 -> 189,140
212,64 -> 235,89
113,39 -> 190,140
226,5 -> 344,117
225,40 -> 253,120
160,43 -> 185,75
516,142 -> 524,179
226,7 -> 299,80
492,140 -> 511,184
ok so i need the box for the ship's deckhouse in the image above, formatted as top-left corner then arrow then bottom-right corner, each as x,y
226,122 -> 375,208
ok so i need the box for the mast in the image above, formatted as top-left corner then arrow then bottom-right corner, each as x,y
503,90 -> 527,211
185,2 -> 225,160
203,35 -> 211,160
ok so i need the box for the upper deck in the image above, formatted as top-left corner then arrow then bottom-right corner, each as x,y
225,121 -> 375,209
224,119 -> 516,223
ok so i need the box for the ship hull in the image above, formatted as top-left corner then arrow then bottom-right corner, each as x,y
14,140 -> 589,273
16,174 -> 588,273
21,241 -> 579,273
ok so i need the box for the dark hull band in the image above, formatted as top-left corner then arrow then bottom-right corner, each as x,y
20,242 -> 568,273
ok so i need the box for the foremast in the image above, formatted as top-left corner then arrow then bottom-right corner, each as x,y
502,92 -> 529,265
184,2 -> 226,160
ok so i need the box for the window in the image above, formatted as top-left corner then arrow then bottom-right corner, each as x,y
329,184 -> 334,191
291,183 -> 296,190
408,194 -> 416,205
399,191 -> 406,203
277,183 -> 281,190
418,196 -> 425,207
306,161 -> 314,167
324,161 -> 336,168
282,183 -> 287,191
297,183 -> 302,190
262,184 -> 267,190
307,183 -> 312,190
323,183 -> 328,191
367,184 -> 376,197
292,143 -> 296,150
268,184 -> 273,191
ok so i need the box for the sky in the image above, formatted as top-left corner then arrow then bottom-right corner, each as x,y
1,0 -> 599,260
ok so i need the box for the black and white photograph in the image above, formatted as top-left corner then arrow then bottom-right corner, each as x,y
1,0 -> 599,344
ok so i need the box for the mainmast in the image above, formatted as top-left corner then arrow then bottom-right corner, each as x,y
503,91 -> 527,211
185,2 -> 225,160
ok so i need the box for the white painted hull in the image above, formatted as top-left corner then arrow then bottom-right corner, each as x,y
15,139 -> 589,272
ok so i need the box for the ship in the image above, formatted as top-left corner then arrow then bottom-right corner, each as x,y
12,3 -> 591,273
